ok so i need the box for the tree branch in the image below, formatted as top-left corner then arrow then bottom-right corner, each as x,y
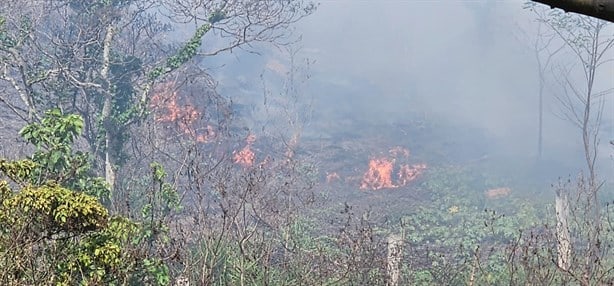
532,0 -> 614,23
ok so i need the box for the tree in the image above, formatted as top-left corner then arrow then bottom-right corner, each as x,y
532,0 -> 614,23
527,4 -> 614,284
0,0 -> 315,193
515,16 -> 565,159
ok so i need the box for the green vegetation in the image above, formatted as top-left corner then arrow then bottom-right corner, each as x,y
0,1 -> 612,285
0,111 -> 174,285
0,107 -> 612,285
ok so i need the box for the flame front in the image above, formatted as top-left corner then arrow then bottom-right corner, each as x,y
360,147 -> 426,191
233,134 -> 256,167
484,187 -> 511,199
360,158 -> 397,190
398,163 -> 427,186
326,172 -> 341,183
389,146 -> 410,158
150,81 -> 215,143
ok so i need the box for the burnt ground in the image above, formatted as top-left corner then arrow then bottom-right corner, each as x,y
257,115 -> 499,226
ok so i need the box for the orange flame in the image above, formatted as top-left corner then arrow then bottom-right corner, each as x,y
233,146 -> 255,167
246,133 -> 256,145
326,172 -> 341,183
389,146 -> 410,158
285,133 -> 300,159
233,134 -> 256,167
194,125 -> 216,143
398,163 -> 427,186
360,147 -> 426,191
484,187 -> 511,199
150,81 -> 215,142
360,158 -> 397,190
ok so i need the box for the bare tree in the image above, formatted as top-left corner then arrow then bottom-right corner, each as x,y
528,4 -> 614,283
533,22 -> 565,160
0,0 -> 315,192
136,46 -> 323,284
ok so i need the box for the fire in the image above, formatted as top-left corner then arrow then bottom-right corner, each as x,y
398,163 -> 427,186
326,172 -> 341,183
360,158 -> 397,190
233,146 -> 255,167
285,133 -> 300,159
389,146 -> 410,158
484,187 -> 511,199
150,81 -> 215,143
246,133 -> 256,145
360,147 -> 426,191
150,81 -> 195,125
233,134 -> 256,167
195,125 -> 216,143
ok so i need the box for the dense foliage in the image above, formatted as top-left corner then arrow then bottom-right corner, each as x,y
0,111 -> 175,285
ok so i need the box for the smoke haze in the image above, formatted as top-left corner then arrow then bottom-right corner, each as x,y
213,1 -> 614,189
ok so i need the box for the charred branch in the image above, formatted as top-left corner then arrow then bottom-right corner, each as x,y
532,0 -> 614,23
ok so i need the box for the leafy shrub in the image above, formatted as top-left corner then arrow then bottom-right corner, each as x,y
0,110 -> 172,285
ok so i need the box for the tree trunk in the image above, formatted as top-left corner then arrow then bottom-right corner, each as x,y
537,56 -> 544,160
100,24 -> 116,190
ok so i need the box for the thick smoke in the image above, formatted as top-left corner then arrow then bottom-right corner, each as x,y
212,1 -> 614,186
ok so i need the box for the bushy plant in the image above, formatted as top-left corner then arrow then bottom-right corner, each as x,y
0,110 -> 175,285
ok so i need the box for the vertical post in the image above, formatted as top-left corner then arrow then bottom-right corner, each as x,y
174,275 -> 189,286
555,189 -> 571,271
386,234 -> 403,286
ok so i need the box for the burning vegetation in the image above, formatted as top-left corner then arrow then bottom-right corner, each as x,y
398,163 -> 427,186
150,81 -> 216,143
326,172 -> 341,183
233,134 -> 257,167
360,158 -> 397,190
484,187 -> 512,199
360,147 -> 426,191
